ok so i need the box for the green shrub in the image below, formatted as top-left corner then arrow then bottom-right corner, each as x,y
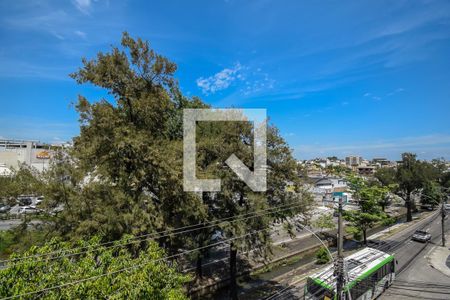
346,226 -> 362,241
315,246 -> 331,264
0,235 -> 190,299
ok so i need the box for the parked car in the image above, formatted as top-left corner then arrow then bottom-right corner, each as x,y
17,195 -> 33,206
0,205 -> 11,213
444,203 -> 450,211
411,230 -> 431,242
18,206 -> 40,215
35,196 -> 44,205
420,204 -> 435,211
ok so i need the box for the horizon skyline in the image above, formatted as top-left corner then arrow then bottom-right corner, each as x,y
0,133 -> 447,162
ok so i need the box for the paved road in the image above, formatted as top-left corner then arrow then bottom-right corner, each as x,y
267,211 -> 449,300
0,219 -> 23,231
379,225 -> 450,299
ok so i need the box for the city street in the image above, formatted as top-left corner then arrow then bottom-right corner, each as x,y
380,235 -> 450,299
265,210 -> 450,299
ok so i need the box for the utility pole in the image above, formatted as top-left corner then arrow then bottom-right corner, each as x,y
336,195 -> 344,300
442,200 -> 446,247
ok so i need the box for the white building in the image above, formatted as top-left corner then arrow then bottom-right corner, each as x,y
0,139 -> 56,172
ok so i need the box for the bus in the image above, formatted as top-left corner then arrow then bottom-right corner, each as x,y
304,247 -> 396,300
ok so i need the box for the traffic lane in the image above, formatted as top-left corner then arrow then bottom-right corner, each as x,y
380,242 -> 450,299
391,215 -> 449,273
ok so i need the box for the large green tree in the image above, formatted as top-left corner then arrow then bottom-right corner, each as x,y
421,180 -> 443,209
374,167 -> 396,187
45,32 -> 208,248
396,153 -> 441,222
344,185 -> 387,245
345,176 -> 387,245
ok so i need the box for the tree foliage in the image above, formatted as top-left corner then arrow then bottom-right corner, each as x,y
421,180 -> 443,208
0,164 -> 44,205
38,32 -> 210,246
315,246 -> 331,264
344,177 -> 388,244
396,153 -> 442,221
313,213 -> 335,232
0,235 -> 189,299
194,118 -> 313,298
374,167 -> 396,187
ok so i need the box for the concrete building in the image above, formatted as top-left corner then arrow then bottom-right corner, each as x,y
357,165 -> 376,176
0,139 -> 55,172
310,176 -> 348,193
345,156 -> 362,166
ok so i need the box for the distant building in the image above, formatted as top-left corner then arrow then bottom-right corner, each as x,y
310,176 -> 348,193
372,158 -> 391,167
322,191 -> 351,206
0,139 -> 60,172
345,156 -> 362,166
357,165 -> 375,176
314,177 -> 333,190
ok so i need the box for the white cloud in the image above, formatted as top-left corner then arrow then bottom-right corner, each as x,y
73,0 -> 92,14
4,10 -> 68,32
196,63 -> 242,94
363,92 -> 382,101
387,87 -> 405,96
74,30 -> 86,39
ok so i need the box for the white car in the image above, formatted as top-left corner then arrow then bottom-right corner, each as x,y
35,196 -> 44,205
444,203 -> 450,211
18,206 -> 40,214
411,230 -> 431,243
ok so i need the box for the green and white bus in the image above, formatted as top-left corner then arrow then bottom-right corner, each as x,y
305,247 -> 396,300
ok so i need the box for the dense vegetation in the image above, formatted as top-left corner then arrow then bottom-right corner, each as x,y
0,236 -> 189,299
374,153 -> 448,221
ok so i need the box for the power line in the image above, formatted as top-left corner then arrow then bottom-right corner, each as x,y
1,227 -> 272,300
1,201 -> 305,266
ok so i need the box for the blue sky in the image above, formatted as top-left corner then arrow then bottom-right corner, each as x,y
1,0 -> 450,160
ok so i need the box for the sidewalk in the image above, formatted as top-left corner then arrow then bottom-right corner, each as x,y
428,233 -> 450,277
368,210 -> 434,240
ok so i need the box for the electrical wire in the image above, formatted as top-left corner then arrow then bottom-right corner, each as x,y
0,201 -> 305,266
1,226 -> 272,300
